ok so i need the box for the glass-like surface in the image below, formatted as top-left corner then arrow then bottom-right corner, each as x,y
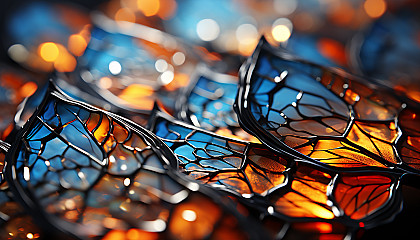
236,38 -> 420,174
176,66 -> 258,141
5,84 -> 263,239
150,110 -> 402,236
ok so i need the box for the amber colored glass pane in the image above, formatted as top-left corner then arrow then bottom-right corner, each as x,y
86,112 -> 110,144
244,164 -> 285,195
271,165 -> 334,219
318,70 -> 400,121
347,121 -> 398,164
204,172 -> 252,196
246,146 -> 287,195
298,140 -> 387,168
334,174 -> 392,220
236,41 -> 408,173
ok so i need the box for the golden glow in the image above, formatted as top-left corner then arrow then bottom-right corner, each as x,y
20,82 -> 38,98
54,53 -> 77,72
336,174 -> 391,220
115,7 -> 136,23
181,210 -> 197,222
27,233 -> 34,239
315,222 -> 333,233
94,119 -> 110,144
68,34 -> 88,56
407,90 -> 420,103
126,229 -> 140,240
238,38 -> 259,56
39,42 -> 60,62
137,0 -> 160,17
364,0 -> 386,18
294,222 -> 333,234
157,0 -> 177,19
277,192 -> 335,219
272,25 -> 291,42
169,199 -> 221,240
312,205 -> 335,219
102,230 -> 125,240
118,84 -> 155,110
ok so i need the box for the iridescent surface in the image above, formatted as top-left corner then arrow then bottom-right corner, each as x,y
235,39 -> 420,173
151,111 -> 289,197
6,85 -> 262,239
176,66 -> 258,141
150,110 -> 402,231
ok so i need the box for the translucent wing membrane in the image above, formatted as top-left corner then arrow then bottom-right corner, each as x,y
175,66 -> 258,142
235,38 -> 420,173
149,110 -> 402,232
5,83 -> 262,239
332,173 -> 398,221
150,111 -> 290,198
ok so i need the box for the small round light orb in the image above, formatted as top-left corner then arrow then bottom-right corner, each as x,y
196,19 -> 220,42
109,61 -> 122,75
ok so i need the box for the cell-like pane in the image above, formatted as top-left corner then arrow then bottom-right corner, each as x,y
268,163 -> 334,219
332,173 -> 398,221
149,110 -> 402,231
176,66 -> 258,142
5,85 -> 264,239
235,38 -> 418,172
150,111 -> 289,198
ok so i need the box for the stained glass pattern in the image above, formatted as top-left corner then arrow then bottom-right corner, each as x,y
150,111 -> 290,198
149,110 -> 402,232
235,38 -> 420,174
5,84 -> 263,239
175,66 -> 258,141
1,1 -> 420,239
